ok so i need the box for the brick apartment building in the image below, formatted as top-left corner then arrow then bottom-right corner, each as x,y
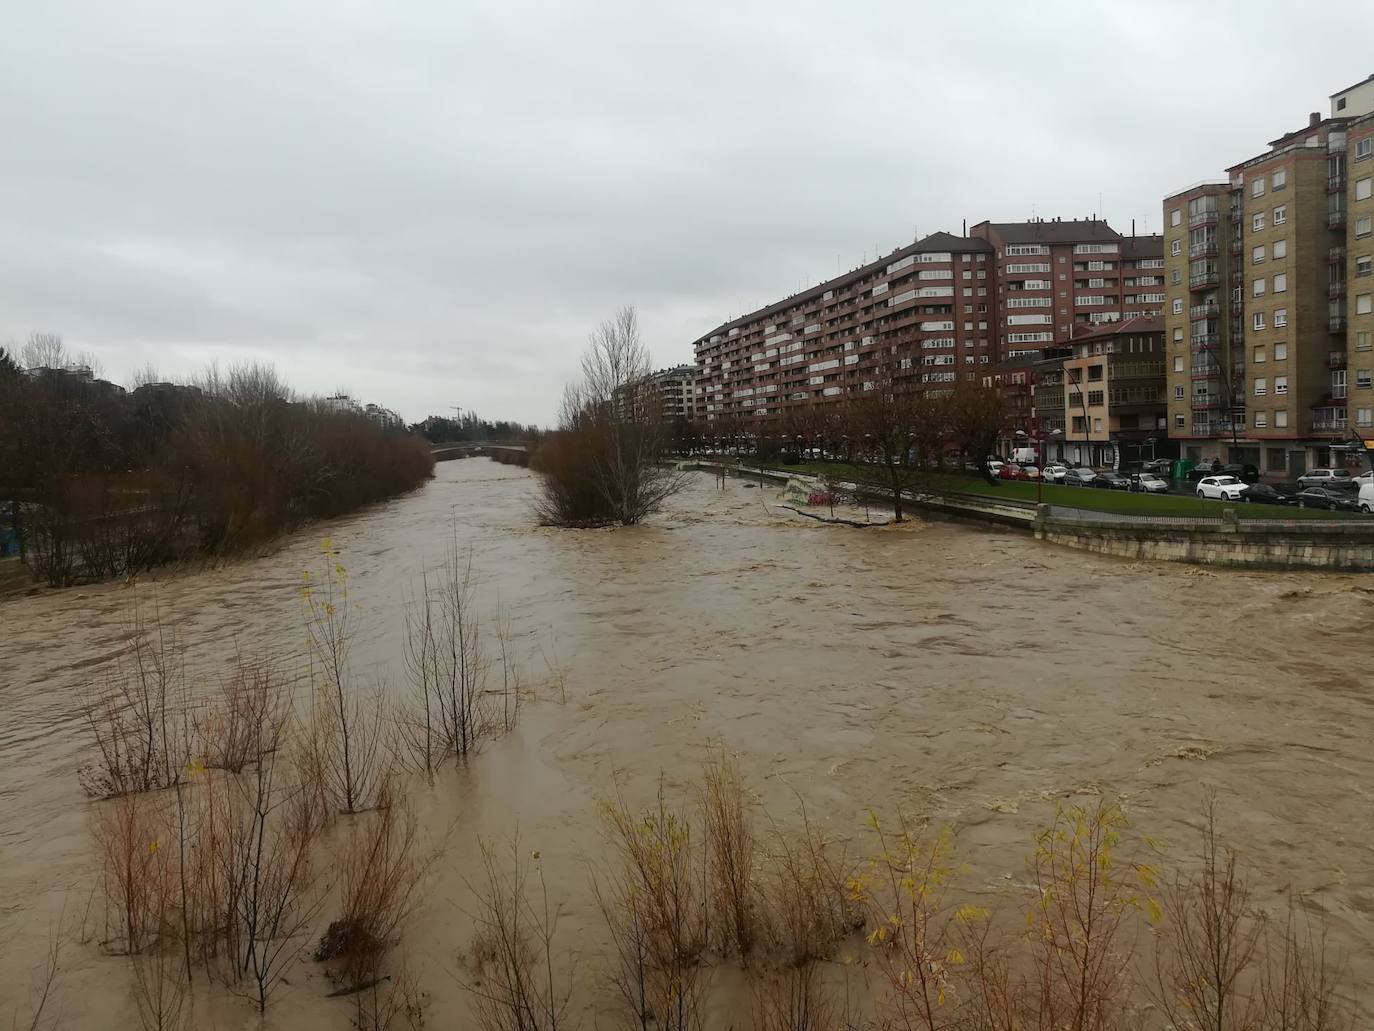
692,220 -> 1163,430
1164,74 -> 1374,477
1057,317 -> 1167,468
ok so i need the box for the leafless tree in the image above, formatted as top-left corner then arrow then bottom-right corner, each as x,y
842,353 -> 946,522
947,376 -> 1009,484
534,307 -> 686,526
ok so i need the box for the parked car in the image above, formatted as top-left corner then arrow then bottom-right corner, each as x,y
1196,475 -> 1249,501
1186,463 -> 1224,483
1063,467 -> 1098,487
1352,470 -> 1374,488
1220,463 -> 1260,485
1295,486 -> 1360,511
1296,468 -> 1356,490
985,460 -> 1005,477
1141,458 -> 1174,477
1361,483 -> 1374,513
1093,471 -> 1132,490
1242,483 -> 1297,506
1042,464 -> 1069,483
1019,464 -> 1041,479
1129,473 -> 1169,493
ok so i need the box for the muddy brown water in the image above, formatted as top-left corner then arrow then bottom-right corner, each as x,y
2,459 -> 1372,1027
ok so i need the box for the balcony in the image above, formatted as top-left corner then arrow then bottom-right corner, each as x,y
1189,270 -> 1219,290
1189,210 -> 1220,228
1329,351 -> 1348,369
1329,209 -> 1347,228
1331,316 -> 1348,332
1188,241 -> 1219,259
1189,301 -> 1220,320
1330,246 -> 1347,264
1190,331 -> 1220,348
1231,295 -> 1245,315
1191,363 -> 1221,377
1312,407 -> 1348,432
1329,174 -> 1346,193
1192,396 -> 1223,412
1230,237 -> 1243,255
1329,280 -> 1347,298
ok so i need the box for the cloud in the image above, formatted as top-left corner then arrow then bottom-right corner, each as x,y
2,0 -> 1371,423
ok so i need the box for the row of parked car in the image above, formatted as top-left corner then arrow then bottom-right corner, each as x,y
986,457 -> 1374,511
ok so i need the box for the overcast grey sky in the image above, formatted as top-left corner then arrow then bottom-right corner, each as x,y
2,2 -> 1371,425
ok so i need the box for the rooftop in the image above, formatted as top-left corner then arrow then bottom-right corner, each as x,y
1071,315 -> 1164,340
971,218 -> 1121,245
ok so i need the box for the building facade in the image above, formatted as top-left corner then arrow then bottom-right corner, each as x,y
1164,74 -> 1374,476
692,221 -> 1162,431
1060,318 -> 1167,468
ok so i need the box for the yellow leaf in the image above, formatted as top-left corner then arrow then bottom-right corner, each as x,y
947,947 -> 965,965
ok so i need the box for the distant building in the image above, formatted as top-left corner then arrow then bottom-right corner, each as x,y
1060,317 -> 1167,468
690,221 -> 1162,430
612,365 -> 698,423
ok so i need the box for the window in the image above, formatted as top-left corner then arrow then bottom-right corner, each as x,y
1357,331 -> 1371,352
1359,293 -> 1374,316
1254,411 -> 1268,428
1358,215 -> 1373,239
1254,346 -> 1266,363
1173,326 -> 1184,342
1254,378 -> 1267,396
1253,278 -> 1266,297
1252,178 -> 1265,198
1357,177 -> 1373,202
1253,311 -> 1266,331
1253,212 -> 1265,232
1173,298 -> 1184,314
1359,409 -> 1373,429
1275,410 -> 1288,428
1173,356 -> 1184,372
1274,272 -> 1287,293
1252,245 -> 1265,264
1273,205 -> 1287,225
1175,414 -> 1185,428
1093,417 -> 1102,432
1333,370 -> 1347,398
1357,256 -> 1372,278
1274,308 -> 1287,328
1171,239 -> 1182,256
1170,209 -> 1182,227
1274,376 -> 1288,395
1357,138 -> 1373,161
1271,168 -> 1287,190
1358,369 -> 1372,389
1275,342 -> 1288,360
1174,384 -> 1184,399
1273,239 -> 1287,259
1171,268 -> 1181,284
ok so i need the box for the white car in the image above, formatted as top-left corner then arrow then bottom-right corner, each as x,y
985,460 -> 1004,476
1042,464 -> 1069,483
1361,483 -> 1374,513
1196,475 -> 1249,501
1353,471 -> 1374,488
1131,473 -> 1169,493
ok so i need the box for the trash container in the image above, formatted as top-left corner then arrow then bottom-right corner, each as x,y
1172,459 -> 1194,482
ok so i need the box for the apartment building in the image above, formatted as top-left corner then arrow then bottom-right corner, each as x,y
692,221 -> 1162,429
1059,318 -> 1167,468
647,365 -> 696,423
1164,74 -> 1374,477
969,221 -> 1164,359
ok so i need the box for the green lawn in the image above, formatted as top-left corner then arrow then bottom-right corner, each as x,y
747,459 -> 1362,520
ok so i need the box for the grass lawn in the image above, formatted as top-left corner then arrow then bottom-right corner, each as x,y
748,458 -> 1363,520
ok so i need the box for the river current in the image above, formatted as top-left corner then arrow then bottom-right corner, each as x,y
1,459 -> 1370,1026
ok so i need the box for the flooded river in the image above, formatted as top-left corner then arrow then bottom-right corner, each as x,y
2,459 -> 1371,1026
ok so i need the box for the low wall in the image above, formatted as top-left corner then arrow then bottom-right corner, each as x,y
486,446 -> 530,467
1036,509 -> 1374,571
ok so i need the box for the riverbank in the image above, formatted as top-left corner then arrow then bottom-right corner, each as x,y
2,462 -> 1370,1026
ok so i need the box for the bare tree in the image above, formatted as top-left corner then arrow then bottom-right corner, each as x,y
947,376 -> 1009,484
533,307 -> 686,526
842,353 -> 945,522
